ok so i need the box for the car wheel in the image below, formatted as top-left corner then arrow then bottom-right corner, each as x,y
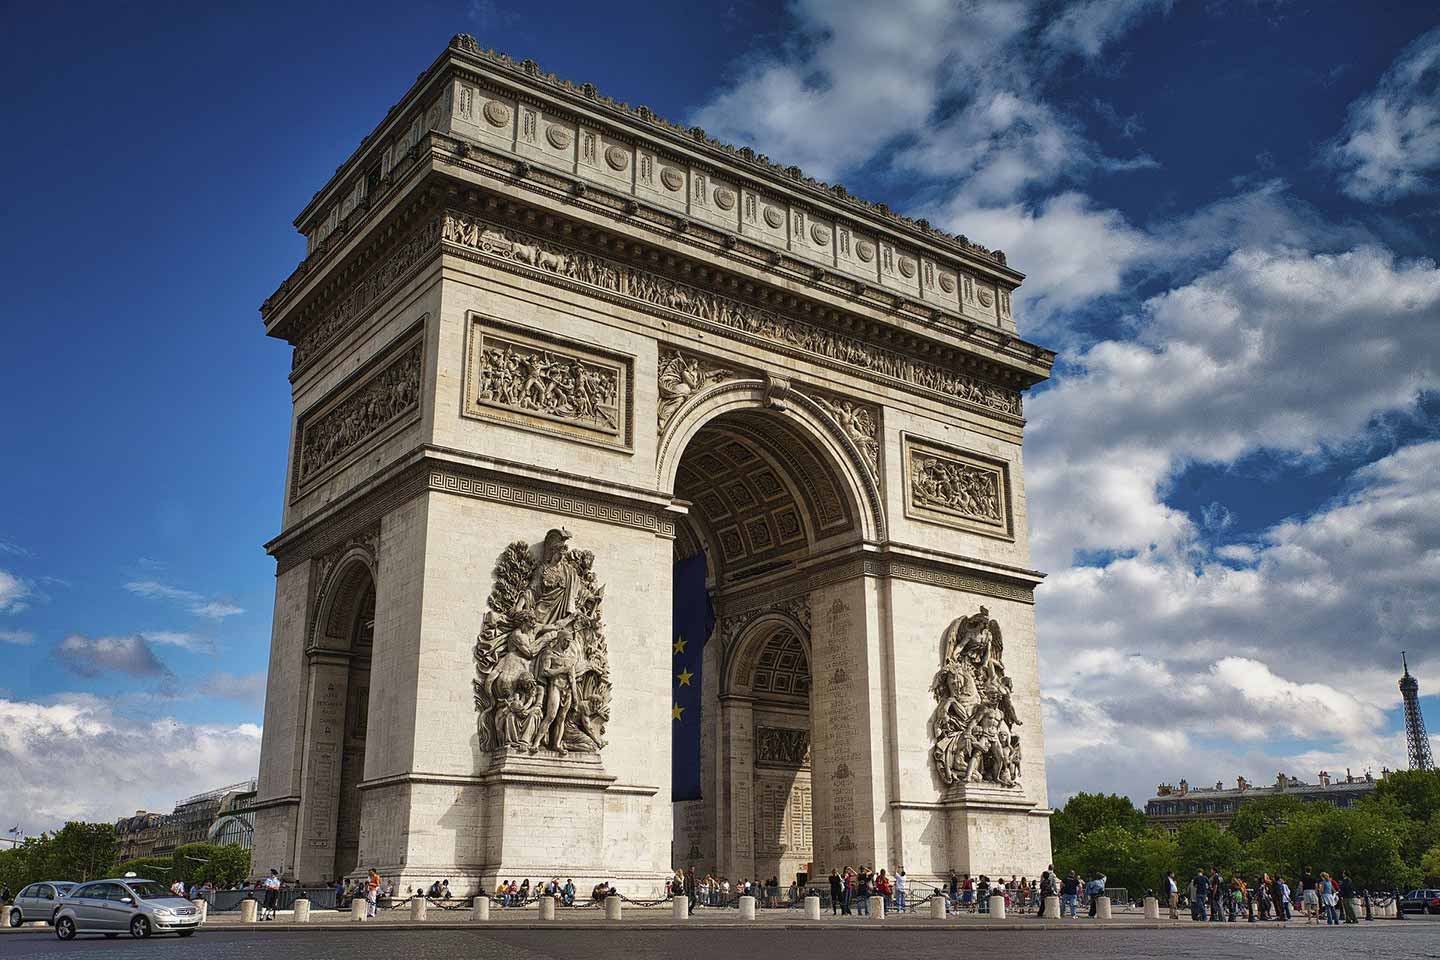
55,917 -> 76,941
7,908 -> 19,929
130,915 -> 150,939
177,930 -> 195,938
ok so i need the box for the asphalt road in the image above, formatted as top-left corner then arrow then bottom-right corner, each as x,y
3,924 -> 1440,960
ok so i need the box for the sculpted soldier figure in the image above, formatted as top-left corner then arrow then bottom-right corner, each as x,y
930,606 -> 1023,787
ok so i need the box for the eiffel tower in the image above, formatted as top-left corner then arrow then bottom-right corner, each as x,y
1401,653 -> 1435,771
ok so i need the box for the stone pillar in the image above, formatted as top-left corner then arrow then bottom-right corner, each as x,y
605,895 -> 622,920
350,898 -> 367,921
672,896 -> 688,920
1143,896 -> 1159,920
240,899 -> 258,923
715,698 -> 755,882
738,895 -> 756,920
540,896 -> 557,920
293,898 -> 310,923
1042,895 -> 1059,918
868,896 -> 885,919
292,653 -> 352,883
410,895 -> 427,921
471,896 -> 490,921
1095,896 -> 1111,920
804,896 -> 821,920
190,899 -> 208,922
930,896 -> 947,919
988,894 -> 1006,919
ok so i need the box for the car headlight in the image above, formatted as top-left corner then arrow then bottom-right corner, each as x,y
152,908 -> 174,917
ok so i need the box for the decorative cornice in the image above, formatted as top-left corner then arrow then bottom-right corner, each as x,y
428,467 -> 675,538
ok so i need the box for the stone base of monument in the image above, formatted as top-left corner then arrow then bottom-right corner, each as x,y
671,896 -> 688,920
350,899 -> 367,921
935,781 -> 1048,878
988,894 -> 1006,919
239,900 -> 257,923
471,896 -> 490,921
868,896 -> 884,919
604,895 -> 621,920
1143,896 -> 1159,920
804,896 -> 821,920
1095,896 -> 1112,920
293,898 -> 310,923
739,895 -> 756,920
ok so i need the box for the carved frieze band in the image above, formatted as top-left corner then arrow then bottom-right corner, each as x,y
464,314 -> 634,451
755,726 -> 811,767
441,212 -> 1023,417
428,470 -> 674,537
902,434 -> 1013,540
294,214 -> 442,370
292,329 -> 424,501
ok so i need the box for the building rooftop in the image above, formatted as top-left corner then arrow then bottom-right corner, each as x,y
1150,769 -> 1383,803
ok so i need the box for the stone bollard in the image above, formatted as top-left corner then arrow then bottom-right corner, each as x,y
605,895 -> 622,920
540,896 -> 557,920
471,896 -> 490,921
738,895 -> 756,920
1095,896 -> 1112,920
240,899 -> 258,923
804,895 -> 821,920
869,896 -> 885,920
1144,896 -> 1160,920
191,898 -> 209,922
1043,895 -> 1060,918
410,895 -> 427,921
930,896 -> 947,919
293,898 -> 310,923
350,898 -> 367,921
672,896 -> 689,920
988,894 -> 1006,919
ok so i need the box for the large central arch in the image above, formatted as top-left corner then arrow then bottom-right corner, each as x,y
664,379 -> 882,884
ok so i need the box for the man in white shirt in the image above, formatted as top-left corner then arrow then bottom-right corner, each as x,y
1166,871 -> 1179,919
894,869 -> 908,913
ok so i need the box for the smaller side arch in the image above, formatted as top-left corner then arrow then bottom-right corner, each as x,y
310,548 -> 377,652
721,610 -> 812,699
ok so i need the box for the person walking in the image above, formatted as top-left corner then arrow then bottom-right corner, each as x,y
1340,873 -> 1358,923
1165,871 -> 1179,919
1320,873 -> 1340,925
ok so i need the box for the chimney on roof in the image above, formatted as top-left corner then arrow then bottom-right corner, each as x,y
1178,779 -> 1189,796
1345,768 -> 1354,783
1318,770 -> 1331,787
1157,783 -> 1173,796
1276,772 -> 1287,789
1215,780 -> 1223,791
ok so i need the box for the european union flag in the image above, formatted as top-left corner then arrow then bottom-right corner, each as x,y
671,552 -> 713,802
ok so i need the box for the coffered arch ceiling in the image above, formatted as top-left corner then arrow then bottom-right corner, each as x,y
674,409 -> 857,583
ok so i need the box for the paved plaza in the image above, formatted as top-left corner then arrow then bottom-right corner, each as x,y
2,918 -> 1438,960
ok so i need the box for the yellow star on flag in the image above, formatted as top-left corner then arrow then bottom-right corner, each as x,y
677,669 -> 694,687
672,703 -> 685,720
673,636 -> 687,654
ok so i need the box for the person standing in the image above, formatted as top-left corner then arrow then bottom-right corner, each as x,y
855,867 -> 871,916
1191,870 -> 1208,921
366,868 -> 381,919
1300,867 -> 1318,923
1208,868 -> 1224,923
828,868 -> 843,916
1060,871 -> 1080,918
1339,873 -> 1358,923
894,869 -> 907,913
1165,871 -> 1179,919
1086,872 -> 1106,918
260,869 -> 281,921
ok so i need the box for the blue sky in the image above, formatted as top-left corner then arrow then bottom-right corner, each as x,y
2,0 -> 1438,831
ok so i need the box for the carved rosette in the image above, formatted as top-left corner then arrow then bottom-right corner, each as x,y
657,349 -> 734,432
473,529 -> 612,758
930,607 -> 1022,788
805,391 -> 879,478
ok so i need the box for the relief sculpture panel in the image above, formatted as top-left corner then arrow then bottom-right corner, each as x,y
903,434 -> 1013,539
931,606 -> 1023,788
465,315 -> 633,451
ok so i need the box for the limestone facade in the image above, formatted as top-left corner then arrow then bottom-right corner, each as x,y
251,34 -> 1057,895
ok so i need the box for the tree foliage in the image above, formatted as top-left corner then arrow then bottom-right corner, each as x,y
171,843 -> 251,888
0,822 -> 118,891
1051,793 -> 1148,852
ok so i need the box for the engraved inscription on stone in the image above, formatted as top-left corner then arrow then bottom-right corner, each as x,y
465,315 -> 633,451
903,435 -> 1012,537
294,336 -> 422,496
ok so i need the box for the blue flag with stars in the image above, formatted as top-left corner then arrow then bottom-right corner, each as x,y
671,552 -> 712,802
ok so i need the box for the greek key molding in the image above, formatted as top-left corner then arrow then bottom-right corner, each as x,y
428,470 -> 674,537
291,324 -> 425,502
902,433 -> 1014,541
441,212 -> 1023,418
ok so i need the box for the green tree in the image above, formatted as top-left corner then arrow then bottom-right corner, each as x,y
1051,793 -> 1149,852
1373,770 -> 1440,823
171,843 -> 251,889
1229,795 -> 1308,845
1421,845 -> 1440,883
1175,820 -> 1242,878
114,857 -> 174,880
42,823 -> 118,883
1247,804 -> 1418,890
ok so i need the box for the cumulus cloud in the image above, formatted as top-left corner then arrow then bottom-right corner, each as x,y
54,633 -> 174,679
0,694 -> 260,834
1330,27 -> 1440,202
141,630 -> 215,653
124,579 -> 244,620
0,569 -> 33,614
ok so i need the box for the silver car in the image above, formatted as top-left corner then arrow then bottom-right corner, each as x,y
54,878 -> 202,940
8,881 -> 76,927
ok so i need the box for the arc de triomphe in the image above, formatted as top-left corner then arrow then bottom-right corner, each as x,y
251,34 -> 1056,895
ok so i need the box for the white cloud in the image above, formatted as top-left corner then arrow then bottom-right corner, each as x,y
141,630 -> 214,654
55,633 -> 173,679
0,694 -> 260,834
0,569 -> 32,614
1330,27 -> 1440,202
0,629 -> 34,645
198,671 -> 267,706
0,539 -> 30,557
124,579 -> 245,620
1040,0 -> 1173,58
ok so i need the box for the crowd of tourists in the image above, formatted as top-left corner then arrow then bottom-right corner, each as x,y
1181,866 -> 1368,925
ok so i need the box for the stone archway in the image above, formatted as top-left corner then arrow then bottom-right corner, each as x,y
665,388 -> 876,886
293,551 -> 376,883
